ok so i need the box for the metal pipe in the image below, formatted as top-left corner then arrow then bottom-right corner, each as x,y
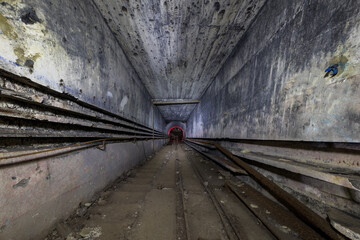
0,137 -> 167,167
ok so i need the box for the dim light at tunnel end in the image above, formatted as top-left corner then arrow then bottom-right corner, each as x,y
168,126 -> 185,139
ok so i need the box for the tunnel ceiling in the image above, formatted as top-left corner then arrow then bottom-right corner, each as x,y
94,0 -> 265,121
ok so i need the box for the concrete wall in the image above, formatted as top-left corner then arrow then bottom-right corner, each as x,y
187,0 -> 360,142
0,1 -> 166,239
0,140 -> 166,240
93,0 -> 266,122
0,0 -> 165,130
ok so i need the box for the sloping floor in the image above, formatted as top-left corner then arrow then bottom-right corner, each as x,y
44,143 -> 321,240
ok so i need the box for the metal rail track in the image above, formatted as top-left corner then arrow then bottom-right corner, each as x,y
184,140 -> 345,240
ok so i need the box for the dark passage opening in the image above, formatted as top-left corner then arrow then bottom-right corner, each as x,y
168,127 -> 184,142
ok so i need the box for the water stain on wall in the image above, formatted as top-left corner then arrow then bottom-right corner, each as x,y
0,13 -> 18,39
13,46 -> 40,71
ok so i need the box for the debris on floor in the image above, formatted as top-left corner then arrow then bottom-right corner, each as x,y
43,143 -> 331,240
79,227 -> 102,239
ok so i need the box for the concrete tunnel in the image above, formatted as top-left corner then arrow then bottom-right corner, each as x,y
0,0 -> 359,239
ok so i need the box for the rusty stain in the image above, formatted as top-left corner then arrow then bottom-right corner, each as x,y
0,108 -> 17,114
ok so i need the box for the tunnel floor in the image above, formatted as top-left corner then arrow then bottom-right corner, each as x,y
44,144 -> 323,240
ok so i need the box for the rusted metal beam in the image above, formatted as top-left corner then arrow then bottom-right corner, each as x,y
186,139 -> 217,149
0,76 -> 163,135
234,150 -> 360,194
0,107 -> 164,138
192,139 -> 344,240
0,137 -> 166,167
0,127 -> 164,138
185,141 -> 247,174
0,74 -> 166,139
327,208 -> 360,240
211,138 -> 360,173
152,99 -> 200,105
226,180 -> 325,240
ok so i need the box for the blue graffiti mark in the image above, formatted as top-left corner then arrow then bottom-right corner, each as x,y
33,73 -> 52,86
0,55 -> 21,67
324,64 -> 338,77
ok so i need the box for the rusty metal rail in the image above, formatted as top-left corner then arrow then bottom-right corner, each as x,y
0,70 -> 164,139
0,137 -> 165,168
186,139 -> 360,203
184,141 -> 247,174
186,139 -> 344,240
0,137 -> 167,167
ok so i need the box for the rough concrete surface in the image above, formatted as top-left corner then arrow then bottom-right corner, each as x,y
0,0 -> 164,129
40,143 -> 331,240
187,0 -> 360,142
41,144 -> 288,240
0,0 -> 359,239
0,140 -> 166,240
94,0 -> 266,120
0,1 -> 168,237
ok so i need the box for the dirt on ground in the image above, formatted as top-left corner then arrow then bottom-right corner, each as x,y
44,143 -> 300,240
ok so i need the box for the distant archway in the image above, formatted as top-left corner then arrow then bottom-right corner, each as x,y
168,126 -> 184,142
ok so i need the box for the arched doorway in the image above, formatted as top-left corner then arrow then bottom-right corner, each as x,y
168,126 -> 184,142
